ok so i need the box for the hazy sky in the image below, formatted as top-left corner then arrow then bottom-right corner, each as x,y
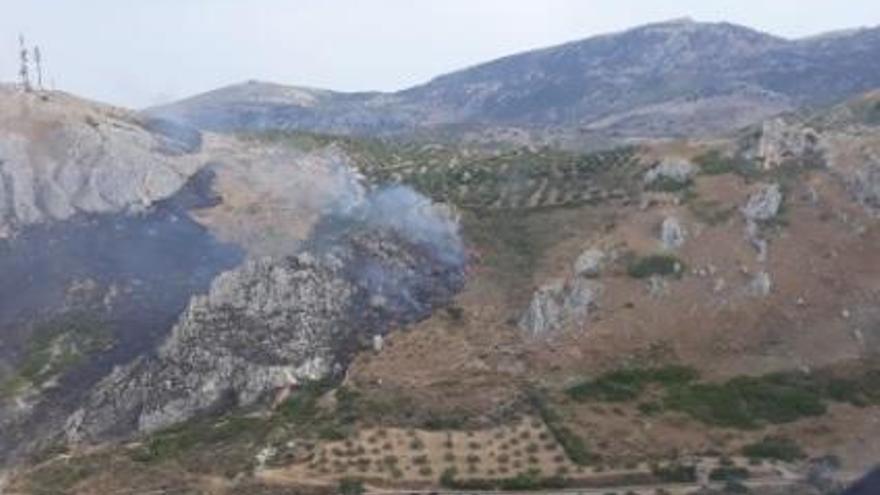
1,0 -> 878,108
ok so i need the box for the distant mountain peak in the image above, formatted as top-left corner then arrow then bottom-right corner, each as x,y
644,16 -> 698,27
152,19 -> 880,141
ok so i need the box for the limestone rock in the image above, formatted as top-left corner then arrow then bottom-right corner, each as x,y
750,271 -> 773,297
573,248 -> 605,278
660,216 -> 687,250
0,87 -> 204,237
518,278 -> 601,337
65,228 -> 466,441
643,158 -> 696,186
756,117 -> 825,169
742,183 -> 783,221
849,161 -> 880,212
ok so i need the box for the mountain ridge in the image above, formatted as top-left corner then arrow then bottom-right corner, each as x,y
150,19 -> 880,142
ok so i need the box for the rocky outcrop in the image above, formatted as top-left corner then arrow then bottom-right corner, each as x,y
660,216 -> 687,250
742,183 -> 783,221
849,161 -> 880,212
756,117 -> 825,169
66,227 -> 466,441
643,158 -> 696,187
0,87 -> 204,238
750,271 -> 773,297
573,248 -> 605,278
741,183 -> 782,263
518,277 -> 601,337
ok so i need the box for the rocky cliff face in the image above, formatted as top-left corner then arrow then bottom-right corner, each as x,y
0,86 -> 205,238
0,87 -> 467,464
66,225 -> 465,442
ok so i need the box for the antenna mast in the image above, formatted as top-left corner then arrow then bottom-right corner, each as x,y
18,34 -> 31,92
33,46 -> 43,90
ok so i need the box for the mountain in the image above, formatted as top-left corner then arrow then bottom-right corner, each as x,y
6,86 -> 880,494
150,19 -> 880,141
5,23 -> 880,493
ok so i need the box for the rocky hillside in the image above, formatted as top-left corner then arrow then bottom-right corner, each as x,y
151,19 -> 880,142
0,87 -> 466,471
6,89 -> 880,494
0,85 -> 205,238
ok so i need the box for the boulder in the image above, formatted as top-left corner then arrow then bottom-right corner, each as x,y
756,117 -> 825,170
660,216 -> 687,250
849,162 -> 880,211
750,271 -> 773,297
742,183 -> 783,221
573,248 -> 605,278
518,278 -> 601,337
643,158 -> 696,186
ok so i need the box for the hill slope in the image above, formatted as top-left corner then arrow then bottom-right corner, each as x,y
151,19 -> 880,141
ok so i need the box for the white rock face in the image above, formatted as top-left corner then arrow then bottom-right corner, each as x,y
65,228 -> 466,441
750,271 -> 773,297
518,278 -> 601,337
660,216 -> 687,250
742,183 -> 783,221
0,87 -> 203,237
757,117 -> 825,169
643,158 -> 696,186
850,161 -> 880,211
573,248 -> 605,278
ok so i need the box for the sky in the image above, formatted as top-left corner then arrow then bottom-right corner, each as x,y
1,0 -> 878,108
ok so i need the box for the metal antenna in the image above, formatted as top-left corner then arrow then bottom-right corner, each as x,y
33,46 -> 43,90
18,34 -> 32,92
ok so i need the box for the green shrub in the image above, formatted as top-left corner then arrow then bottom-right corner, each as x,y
627,254 -> 684,279
567,366 -> 698,402
709,466 -> 750,482
645,177 -> 692,193
499,470 -> 568,491
440,466 -> 569,491
529,391 -> 598,465
866,100 -> 880,125
724,480 -> 751,493
665,374 -> 826,429
689,199 -> 735,226
568,369 -> 647,402
652,463 -> 697,483
694,150 -> 758,177
742,436 -> 805,462
637,402 -> 663,415
439,467 -> 458,486
338,477 -> 365,495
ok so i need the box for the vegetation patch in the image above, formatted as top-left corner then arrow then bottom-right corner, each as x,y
440,466 -> 569,491
694,150 -> 759,177
689,198 -> 736,226
567,366 -> 698,402
626,254 -> 684,279
337,477 -> 366,495
1,313 -> 113,398
652,463 -> 698,483
664,374 -> 827,428
128,415 -> 267,469
709,466 -> 751,482
865,100 -> 880,125
741,436 -> 806,462
529,391 -> 598,465
567,366 -> 880,430
645,177 -> 692,193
